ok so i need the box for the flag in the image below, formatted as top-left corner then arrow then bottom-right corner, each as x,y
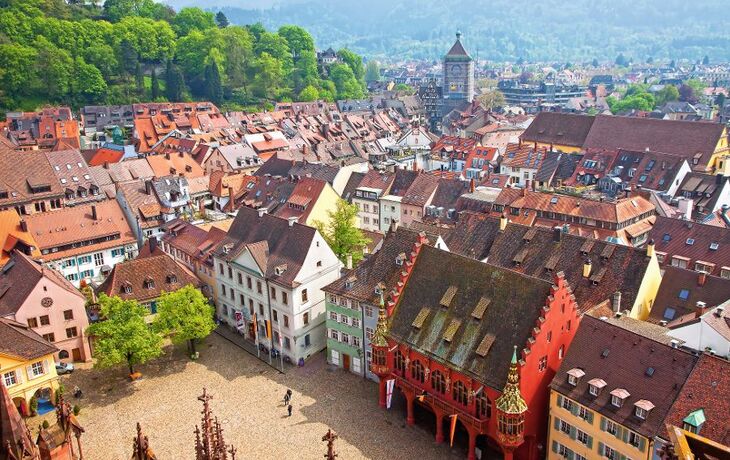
253,314 -> 259,345
265,320 -> 272,339
449,414 -> 458,447
388,345 -> 398,352
386,379 -> 395,409
474,386 -> 483,396
277,321 -> 283,348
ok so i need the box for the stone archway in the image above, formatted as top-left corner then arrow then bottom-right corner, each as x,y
33,387 -> 56,415
12,397 -> 28,417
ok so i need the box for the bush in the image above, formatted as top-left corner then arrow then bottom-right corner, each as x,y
42,420 -> 50,429
29,397 -> 38,416
73,405 -> 80,416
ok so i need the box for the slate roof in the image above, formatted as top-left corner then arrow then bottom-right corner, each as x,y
0,251 -> 83,317
676,173 -> 729,215
665,353 -> 730,445
647,266 -> 730,324
401,173 -> 439,206
0,148 -> 63,208
388,245 -> 553,390
323,228 -> 424,304
212,206 -> 317,287
520,112 -> 596,148
388,169 -> 419,197
648,216 -> 730,277
551,315 -> 698,439
0,317 -> 58,360
252,155 -> 295,178
341,172 -> 366,202
97,253 -> 199,304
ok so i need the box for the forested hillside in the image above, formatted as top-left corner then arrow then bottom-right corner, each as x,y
0,0 -> 366,113
207,0 -> 730,63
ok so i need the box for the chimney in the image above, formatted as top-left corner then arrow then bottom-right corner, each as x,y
521,186 -> 527,197
499,213 -> 508,231
19,219 -> 27,232
469,177 -> 475,193
677,197 -> 693,221
695,301 -> 707,318
288,216 -> 298,227
346,253 -> 353,270
145,180 -> 153,195
583,259 -> 592,278
553,226 -> 562,242
624,187 -> 630,199
91,205 -> 98,221
646,238 -> 655,257
149,237 -> 158,254
257,208 -> 268,218
103,161 -> 109,169
524,179 -> 530,192
612,291 -> 622,313
697,271 -> 707,287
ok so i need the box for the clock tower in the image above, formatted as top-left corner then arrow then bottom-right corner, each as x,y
443,31 -> 474,104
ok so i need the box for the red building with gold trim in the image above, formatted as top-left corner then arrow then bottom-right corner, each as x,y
370,242 -> 581,460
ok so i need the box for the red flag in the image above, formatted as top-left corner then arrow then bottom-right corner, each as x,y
449,414 -> 458,447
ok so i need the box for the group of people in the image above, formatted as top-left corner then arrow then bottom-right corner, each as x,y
284,389 -> 293,417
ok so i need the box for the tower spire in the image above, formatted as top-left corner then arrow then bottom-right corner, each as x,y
495,346 -> 528,459
496,346 -> 528,414
371,289 -> 388,347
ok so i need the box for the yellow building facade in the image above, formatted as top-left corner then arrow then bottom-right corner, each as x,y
1,351 -> 60,417
628,247 -> 662,321
548,390 -> 652,460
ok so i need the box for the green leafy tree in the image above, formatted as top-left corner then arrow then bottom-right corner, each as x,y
172,7 -> 215,37
135,61 -> 144,93
86,294 -> 163,376
215,11 -> 229,28
0,43 -> 37,97
615,53 -> 629,67
252,52 -> 285,100
278,25 -> 314,59
655,85 -> 679,106
85,43 -> 117,79
152,285 -> 215,356
103,0 -> 157,22
395,83 -> 415,94
72,56 -> 107,102
365,60 -> 380,83
115,16 -> 175,61
298,85 -> 319,101
117,38 -> 138,76
314,199 -> 370,265
150,68 -> 159,99
477,89 -> 506,109
246,22 -> 266,41
337,48 -> 365,83
35,36 -> 73,100
329,63 -> 364,99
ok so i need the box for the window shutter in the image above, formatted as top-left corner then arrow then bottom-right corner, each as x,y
570,426 -> 577,440
554,416 -> 560,431
571,404 -> 579,416
619,455 -> 627,460
587,435 -> 593,449
600,417 -> 607,432
621,427 -> 629,442
598,442 -> 605,456
557,394 -> 564,408
42,360 -> 48,374
587,410 -> 594,424
567,451 -> 575,460
552,441 -> 558,453
26,365 -> 33,380
638,436 -> 646,452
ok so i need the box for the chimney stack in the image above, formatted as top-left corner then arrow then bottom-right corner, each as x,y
91,205 -> 98,221
145,180 -> 153,195
346,253 -> 353,270
257,208 -> 268,218
499,213 -> 508,232
469,177 -> 475,193
553,226 -> 562,242
19,219 -> 27,232
697,271 -> 707,287
149,237 -> 158,254
646,239 -> 655,257
612,291 -> 622,314
288,216 -> 298,227
103,161 -> 109,169
583,259 -> 592,278
695,301 -> 707,318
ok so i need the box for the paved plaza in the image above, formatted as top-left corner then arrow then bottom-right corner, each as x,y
56,332 -> 470,459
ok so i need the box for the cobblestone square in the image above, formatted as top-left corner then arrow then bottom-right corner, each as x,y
58,332 -> 466,460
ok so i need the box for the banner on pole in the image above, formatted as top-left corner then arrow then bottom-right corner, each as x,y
449,414 -> 458,447
386,379 -> 395,409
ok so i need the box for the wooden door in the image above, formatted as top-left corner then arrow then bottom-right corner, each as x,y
343,354 -> 350,371
72,348 -> 82,362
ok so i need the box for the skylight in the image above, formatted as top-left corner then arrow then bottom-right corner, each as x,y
550,197 -> 559,204
678,289 -> 690,300
710,242 -> 719,251
662,233 -> 671,242
686,238 -> 695,246
663,307 -> 676,320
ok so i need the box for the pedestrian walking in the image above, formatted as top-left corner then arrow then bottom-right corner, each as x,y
284,392 -> 290,405
287,404 -> 293,417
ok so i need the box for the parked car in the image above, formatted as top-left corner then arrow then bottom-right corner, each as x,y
55,362 -> 74,374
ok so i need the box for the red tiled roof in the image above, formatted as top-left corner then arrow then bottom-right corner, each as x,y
88,147 -> 125,166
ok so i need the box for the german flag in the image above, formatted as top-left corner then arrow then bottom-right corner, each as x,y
449,414 -> 458,447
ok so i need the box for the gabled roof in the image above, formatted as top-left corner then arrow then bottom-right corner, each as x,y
0,210 -> 40,267
665,353 -> 730,445
401,173 -> 439,206
96,253 -> 199,303
212,206 -> 317,287
445,34 -> 471,60
388,245 -> 553,389
520,112 -> 596,148
551,315 -> 698,439
647,266 -> 730,324
0,251 -> 83,317
0,317 -> 58,360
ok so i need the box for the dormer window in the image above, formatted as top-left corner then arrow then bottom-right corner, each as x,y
682,409 -> 705,434
588,378 -> 606,396
634,400 -> 654,420
144,278 -> 155,289
610,388 -> 630,407
122,283 -> 132,294
567,368 -> 585,386
395,253 -> 405,266
166,274 -> 178,284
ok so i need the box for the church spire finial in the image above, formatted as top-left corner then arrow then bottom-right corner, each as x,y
456,30 -> 462,41
372,287 -> 389,347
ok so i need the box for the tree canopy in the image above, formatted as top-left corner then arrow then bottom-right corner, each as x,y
0,0 -> 367,112
85,294 -> 163,376
152,285 -> 216,356
314,199 -> 370,266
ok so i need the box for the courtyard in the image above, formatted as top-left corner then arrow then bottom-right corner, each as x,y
56,332 -> 471,459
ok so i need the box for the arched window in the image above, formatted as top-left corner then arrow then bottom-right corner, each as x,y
431,370 -> 446,394
476,393 -> 491,418
395,351 -> 406,374
452,380 -> 468,406
410,359 -> 424,383
58,350 -> 69,359
373,348 -> 386,366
